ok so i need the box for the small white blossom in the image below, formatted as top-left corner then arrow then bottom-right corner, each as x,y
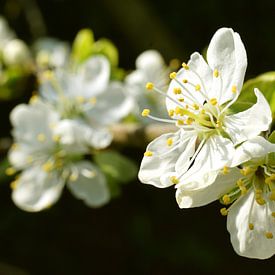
8,100 -> 110,212
139,28 -> 271,203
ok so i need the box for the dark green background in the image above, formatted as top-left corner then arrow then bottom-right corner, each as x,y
0,0 -> 275,274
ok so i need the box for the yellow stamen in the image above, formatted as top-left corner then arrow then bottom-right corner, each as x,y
231,85 -> 237,93
249,223 -> 254,230
29,94 -> 38,104
144,151 -> 153,157
240,186 -> 247,195
256,197 -> 266,205
265,232 -> 273,239
168,109 -> 175,117
222,194 -> 231,205
175,106 -> 184,116
69,173 -> 79,182
177,120 -> 184,126
236,179 -> 244,187
146,82 -> 154,90
170,176 -> 179,184
42,161 -> 54,172
192,104 -> 199,110
209,98 -> 217,105
182,63 -> 189,70
10,180 -> 18,190
240,166 -> 252,176
170,72 -> 177,79
271,212 -> 275,217
220,208 -> 228,216
178,98 -> 185,102
43,70 -> 54,80
173,87 -> 182,94
5,167 -> 16,176
195,84 -> 201,91
222,166 -> 229,175
166,137 -> 173,147
142,109 -> 150,117
182,79 -> 188,84
213,69 -> 219,78
186,117 -> 193,125
37,133 -> 46,142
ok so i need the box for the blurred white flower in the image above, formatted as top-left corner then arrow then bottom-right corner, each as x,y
125,50 -> 170,120
138,28 -> 271,203
39,55 -> 133,150
0,16 -> 15,50
8,100 -> 110,212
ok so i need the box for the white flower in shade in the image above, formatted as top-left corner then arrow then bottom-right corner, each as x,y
8,100 -> 110,212
125,50 -> 170,119
39,55 -> 133,150
0,16 -> 15,50
139,28 -> 272,198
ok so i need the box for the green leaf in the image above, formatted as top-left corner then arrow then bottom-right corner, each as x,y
71,29 -> 94,63
231,72 -> 275,113
94,150 -> 138,185
92,38 -> 119,67
268,131 -> 275,143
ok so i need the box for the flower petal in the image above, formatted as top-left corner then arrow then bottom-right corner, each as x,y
176,168 -> 240,208
224,89 -> 272,145
138,130 -> 197,188
136,50 -> 165,74
12,166 -> 65,212
230,136 -> 275,167
227,189 -> 275,259
67,161 -> 110,207
207,28 -> 247,104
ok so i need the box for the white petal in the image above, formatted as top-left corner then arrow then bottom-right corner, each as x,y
86,81 -> 133,125
230,136 -> 275,167
136,50 -> 165,72
138,130 -> 197,188
224,89 -> 272,145
12,166 -> 65,212
227,189 -> 275,259
207,28 -> 247,104
176,168 -> 240,208
67,161 -> 110,207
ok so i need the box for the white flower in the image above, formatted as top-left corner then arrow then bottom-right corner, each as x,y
126,50 -> 170,120
8,100 -> 110,212
0,16 -> 15,50
39,55 -> 133,149
139,28 -> 271,198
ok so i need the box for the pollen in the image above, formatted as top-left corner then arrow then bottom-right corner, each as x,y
231,85 -> 237,93
178,98 -> 185,102
209,98 -> 217,105
265,232 -> 273,239
195,84 -> 201,91
182,63 -> 189,70
5,167 -> 16,176
42,161 -> 54,172
175,106 -> 184,116
170,72 -> 177,79
166,137 -> 173,146
248,223 -> 254,230
168,109 -> 175,117
173,87 -> 182,94
256,197 -> 266,205
240,186 -> 247,195
170,176 -> 179,184
220,208 -> 228,216
240,166 -> 252,176
182,79 -> 188,84
222,166 -> 229,175
37,133 -> 46,142
177,119 -> 184,126
146,82 -> 154,90
10,180 -> 18,190
142,109 -> 150,117
236,179 -> 244,187
192,104 -> 199,110
186,117 -> 193,125
144,151 -> 153,157
222,194 -> 231,205
213,69 -> 219,78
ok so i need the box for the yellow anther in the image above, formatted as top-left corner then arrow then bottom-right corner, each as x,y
213,69 -> 219,78
200,109 -> 205,114
169,58 -> 180,69
69,173 -> 79,182
240,186 -> 247,195
178,98 -> 185,102
216,120 -> 222,127
166,137 -> 173,147
170,176 -> 179,184
146,82 -> 154,90
209,98 -> 217,105
256,197 -> 266,205
43,70 -> 54,80
272,212 -> 275,217
173,87 -> 182,94
175,106 -> 184,116
249,223 -> 254,230
240,166 -> 252,176
255,189 -> 263,194
52,135 -> 61,142
177,119 -> 185,126
182,79 -> 188,84
37,133 -> 46,142
192,104 -> 199,110
236,179 -> 244,187
168,109 -> 175,117
269,191 -> 275,201
185,105 -> 189,109
11,143 -> 19,150
10,180 -> 18,190
144,151 -> 153,157
76,96 -> 85,103
220,208 -> 228,216
195,84 -> 201,91
182,63 -> 189,70
222,194 -> 231,205
170,72 -> 177,79
265,232 -> 273,239
231,85 -> 237,93
142,109 -> 150,117
42,161 -> 54,172
5,167 -> 16,176
29,94 -> 38,104
222,166 -> 229,175
89,97 -> 97,104
186,117 -> 193,125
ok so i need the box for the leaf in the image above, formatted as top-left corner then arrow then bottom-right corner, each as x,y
268,131 -> 275,143
231,72 -> 275,113
71,29 -> 94,63
94,150 -> 138,185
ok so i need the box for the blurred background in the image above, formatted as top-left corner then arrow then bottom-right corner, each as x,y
0,0 -> 275,274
